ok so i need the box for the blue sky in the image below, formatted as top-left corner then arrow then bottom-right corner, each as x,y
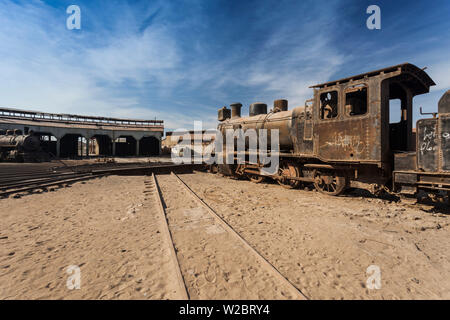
0,0 -> 449,131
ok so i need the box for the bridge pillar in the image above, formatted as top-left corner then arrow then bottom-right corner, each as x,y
56,139 -> 61,158
136,141 -> 140,156
86,138 -> 90,157
112,140 -> 116,156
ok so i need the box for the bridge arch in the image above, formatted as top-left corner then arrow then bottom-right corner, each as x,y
139,136 -> 160,156
114,135 -> 137,157
90,134 -> 113,156
60,134 -> 87,158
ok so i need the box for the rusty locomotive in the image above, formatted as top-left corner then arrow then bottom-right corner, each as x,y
0,129 -> 48,162
214,63 -> 450,197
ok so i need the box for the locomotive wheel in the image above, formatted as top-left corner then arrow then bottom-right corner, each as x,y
248,174 -> 265,183
313,170 -> 347,196
277,163 -> 301,189
209,164 -> 218,174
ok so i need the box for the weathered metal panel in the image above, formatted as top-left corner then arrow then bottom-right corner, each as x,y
417,118 -> 438,172
394,152 -> 416,171
316,116 -> 373,161
417,173 -> 450,186
438,114 -> 450,172
394,172 -> 417,184
291,106 -> 313,155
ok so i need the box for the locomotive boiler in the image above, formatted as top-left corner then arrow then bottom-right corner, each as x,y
214,63 -> 450,198
0,130 -> 45,162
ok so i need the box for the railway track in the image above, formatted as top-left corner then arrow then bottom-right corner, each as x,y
0,163 -> 204,198
151,171 -> 308,300
0,173 -> 107,198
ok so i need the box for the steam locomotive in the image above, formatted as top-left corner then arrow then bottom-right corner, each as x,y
214,63 -> 450,198
0,129 -> 48,162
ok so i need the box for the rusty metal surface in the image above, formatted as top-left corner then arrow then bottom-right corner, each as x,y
219,109 -> 295,151
249,103 -> 268,116
439,114 -> 450,172
316,116 -> 373,161
394,152 -> 416,171
0,134 -> 40,151
215,63 -> 444,195
274,99 -> 288,111
230,103 -> 242,118
218,63 -> 437,165
310,63 -> 435,94
417,118 -> 438,171
217,107 -> 231,122
394,169 -> 450,192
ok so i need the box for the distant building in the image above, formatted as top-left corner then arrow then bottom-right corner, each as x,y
0,107 -> 164,158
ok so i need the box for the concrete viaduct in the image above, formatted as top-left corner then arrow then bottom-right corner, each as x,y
0,107 -> 164,158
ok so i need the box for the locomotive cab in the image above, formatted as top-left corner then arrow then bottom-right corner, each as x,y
308,64 -> 435,192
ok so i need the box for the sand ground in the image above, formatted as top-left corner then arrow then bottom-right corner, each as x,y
0,175 -> 182,299
181,172 -> 450,299
157,174 -> 302,299
1,172 -> 449,299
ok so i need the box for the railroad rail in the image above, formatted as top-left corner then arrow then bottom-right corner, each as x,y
0,163 -> 205,198
151,173 -> 190,299
151,171 -> 308,300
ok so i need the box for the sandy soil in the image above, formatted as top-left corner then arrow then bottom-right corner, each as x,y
1,171 -> 449,299
181,172 -> 450,299
157,174 -> 303,300
0,175 -> 182,299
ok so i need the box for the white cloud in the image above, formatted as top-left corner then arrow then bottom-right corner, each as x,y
1,0 -> 444,134
0,0 -> 346,130
427,59 -> 450,91
85,26 -> 180,86
0,1 -> 185,128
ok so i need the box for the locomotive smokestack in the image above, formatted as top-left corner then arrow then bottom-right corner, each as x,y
274,99 -> 288,111
218,106 -> 231,122
230,103 -> 242,118
249,103 -> 267,116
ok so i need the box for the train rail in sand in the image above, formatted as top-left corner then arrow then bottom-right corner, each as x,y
0,163 -> 204,198
151,171 -> 308,300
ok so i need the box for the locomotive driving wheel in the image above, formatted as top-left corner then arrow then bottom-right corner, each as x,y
209,164 -> 218,174
248,174 -> 265,183
313,170 -> 347,196
278,163 -> 301,189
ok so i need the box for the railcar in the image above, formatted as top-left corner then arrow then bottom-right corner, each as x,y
0,130 -> 48,162
214,63 -> 449,198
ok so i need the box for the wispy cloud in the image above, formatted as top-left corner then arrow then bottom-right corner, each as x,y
0,0 -> 448,131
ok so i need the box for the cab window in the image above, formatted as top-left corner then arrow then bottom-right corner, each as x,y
320,91 -> 338,119
345,85 -> 367,116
